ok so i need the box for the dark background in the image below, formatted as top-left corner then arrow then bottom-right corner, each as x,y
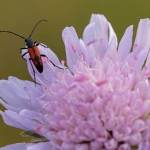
0,0 -> 150,147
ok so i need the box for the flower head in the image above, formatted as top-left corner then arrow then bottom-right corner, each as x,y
1,14 -> 150,150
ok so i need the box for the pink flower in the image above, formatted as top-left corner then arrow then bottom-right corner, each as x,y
1,14 -> 150,150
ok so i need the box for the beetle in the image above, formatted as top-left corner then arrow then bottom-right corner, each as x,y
0,20 -> 61,84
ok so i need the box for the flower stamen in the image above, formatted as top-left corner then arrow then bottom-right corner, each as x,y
87,39 -> 97,46
71,44 -> 77,53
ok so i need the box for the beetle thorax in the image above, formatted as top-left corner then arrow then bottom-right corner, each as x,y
25,39 -> 34,48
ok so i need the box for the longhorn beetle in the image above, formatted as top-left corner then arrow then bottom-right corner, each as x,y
0,20 -> 62,85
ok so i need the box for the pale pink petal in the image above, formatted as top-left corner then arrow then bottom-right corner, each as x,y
0,77 -> 35,110
108,22 -> 118,47
0,142 -> 51,150
26,142 -> 51,150
136,50 -> 149,70
79,39 -> 89,64
0,76 -> 45,112
83,14 -> 109,58
62,27 -> 82,70
133,18 -> 150,56
90,14 -> 109,57
0,110 -> 39,130
118,25 -> 133,61
83,23 -> 97,61
0,143 -> 31,150
104,36 -> 117,60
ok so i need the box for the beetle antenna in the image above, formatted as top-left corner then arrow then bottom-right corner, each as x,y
28,19 -> 47,39
0,30 -> 26,40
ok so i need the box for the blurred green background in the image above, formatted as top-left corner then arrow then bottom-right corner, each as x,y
0,0 -> 150,147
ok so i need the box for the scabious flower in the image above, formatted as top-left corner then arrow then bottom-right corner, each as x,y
1,14 -> 150,150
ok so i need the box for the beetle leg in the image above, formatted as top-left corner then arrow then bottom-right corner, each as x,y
39,43 -> 48,48
40,54 -> 63,69
20,48 -> 27,54
29,58 -> 37,86
21,48 -> 28,61
34,41 -> 37,45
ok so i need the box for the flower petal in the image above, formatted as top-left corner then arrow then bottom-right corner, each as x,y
83,14 -> 109,58
0,76 -> 44,112
108,22 -> 118,47
62,26 -> 87,70
0,110 -> 39,130
118,25 -> 133,61
0,142 -> 51,150
0,77 -> 36,111
0,143 -> 30,150
133,18 -> 150,56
